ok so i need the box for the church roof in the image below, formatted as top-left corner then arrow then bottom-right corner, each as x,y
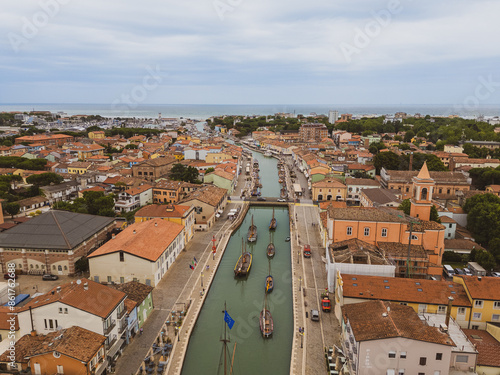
416,161 -> 432,180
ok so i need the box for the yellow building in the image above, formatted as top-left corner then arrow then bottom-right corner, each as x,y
88,131 -> 105,139
337,273 -> 472,328
312,178 -> 347,201
205,152 -> 232,164
67,161 -> 91,174
454,275 -> 500,329
134,204 -> 195,243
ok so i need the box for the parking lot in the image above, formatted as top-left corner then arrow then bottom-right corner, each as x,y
12,272 -> 90,298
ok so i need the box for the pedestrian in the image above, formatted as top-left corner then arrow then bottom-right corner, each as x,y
206,265 -> 209,271
140,328 -> 143,335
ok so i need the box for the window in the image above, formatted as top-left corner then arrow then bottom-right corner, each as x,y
434,372 -> 441,375
492,314 -> 500,321
436,353 -> 442,360
387,370 -> 395,375
346,227 -> 352,235
438,306 -> 446,314
456,355 -> 468,363
475,300 -> 483,308
389,351 -> 396,358
400,302 -> 408,306
59,307 -> 63,314
411,234 -> 418,240
64,308 -> 68,314
400,352 -> 407,359
473,312 -> 482,320
119,251 -> 124,262
364,227 -> 370,236
419,357 -> 427,366
458,307 -> 466,314
120,277 -> 124,284
398,370 -> 405,375
494,301 -> 500,309
381,228 -> 387,237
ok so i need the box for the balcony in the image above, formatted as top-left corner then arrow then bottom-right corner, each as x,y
103,319 -> 116,335
118,322 -> 127,334
117,308 -> 127,320
105,336 -> 117,350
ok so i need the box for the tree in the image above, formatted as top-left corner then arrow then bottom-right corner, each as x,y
4,202 -> 19,218
403,130 -> 415,143
398,199 -> 411,215
463,193 -> 500,246
205,167 -> 215,174
169,164 -> 200,184
475,249 -> 496,271
430,206 -> 441,223
75,256 -> 89,273
124,144 -> 138,149
26,172 -> 63,187
373,151 -> 401,174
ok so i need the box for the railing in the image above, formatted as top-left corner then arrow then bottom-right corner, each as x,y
118,322 -> 127,334
103,319 -> 116,335
117,308 -> 126,319
106,336 -> 117,350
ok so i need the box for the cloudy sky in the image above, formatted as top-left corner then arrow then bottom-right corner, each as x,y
1,0 -> 500,105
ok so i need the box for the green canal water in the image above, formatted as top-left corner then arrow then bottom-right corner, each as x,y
181,151 -> 293,375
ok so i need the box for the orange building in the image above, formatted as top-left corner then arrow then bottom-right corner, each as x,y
325,163 -> 445,278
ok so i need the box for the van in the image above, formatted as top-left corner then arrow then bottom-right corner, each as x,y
443,265 -> 454,278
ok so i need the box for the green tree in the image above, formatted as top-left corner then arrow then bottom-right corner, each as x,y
75,256 -> 89,273
398,199 -> 411,215
169,164 -> 200,183
124,144 -> 138,149
4,202 -> 19,218
430,206 -> 441,223
26,172 -> 63,187
373,151 -> 401,174
205,167 -> 215,174
463,193 -> 500,246
475,249 -> 496,271
403,130 -> 415,143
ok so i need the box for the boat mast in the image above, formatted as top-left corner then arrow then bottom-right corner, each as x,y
222,301 -> 229,375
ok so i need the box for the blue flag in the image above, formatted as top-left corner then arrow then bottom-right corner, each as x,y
193,256 -> 198,264
224,310 -> 235,330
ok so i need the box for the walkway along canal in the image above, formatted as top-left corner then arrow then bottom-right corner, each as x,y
181,150 -> 293,374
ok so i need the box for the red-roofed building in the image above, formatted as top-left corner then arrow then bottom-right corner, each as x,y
114,184 -> 153,213
88,219 -> 185,287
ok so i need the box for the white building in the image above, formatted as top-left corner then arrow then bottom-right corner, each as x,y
329,110 -> 339,124
17,279 -> 127,362
88,219 -> 185,287
114,184 -> 153,213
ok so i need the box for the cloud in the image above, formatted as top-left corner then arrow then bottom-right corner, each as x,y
1,0 -> 500,104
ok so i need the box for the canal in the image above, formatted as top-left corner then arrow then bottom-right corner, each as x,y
181,150 -> 293,375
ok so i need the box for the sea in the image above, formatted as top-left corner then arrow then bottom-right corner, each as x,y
0,103 -> 499,120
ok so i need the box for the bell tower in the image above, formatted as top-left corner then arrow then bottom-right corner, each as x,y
410,161 -> 434,221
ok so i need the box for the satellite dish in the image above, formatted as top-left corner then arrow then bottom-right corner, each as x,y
76,279 -> 81,285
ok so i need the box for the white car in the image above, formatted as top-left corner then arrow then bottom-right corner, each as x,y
491,272 -> 500,277
277,198 -> 287,202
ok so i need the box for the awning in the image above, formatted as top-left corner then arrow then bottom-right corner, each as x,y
107,338 -> 125,359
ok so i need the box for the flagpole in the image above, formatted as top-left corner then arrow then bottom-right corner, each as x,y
224,301 -> 227,375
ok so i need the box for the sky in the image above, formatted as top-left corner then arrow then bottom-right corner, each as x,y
1,0 -> 500,106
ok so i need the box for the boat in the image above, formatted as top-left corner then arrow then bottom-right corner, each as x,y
265,261 -> 274,293
269,208 -> 277,230
280,189 -> 287,199
267,242 -> 275,258
220,302 -> 237,375
264,150 -> 272,157
234,238 -> 252,276
247,215 -> 257,243
285,236 -> 290,242
260,293 -> 274,338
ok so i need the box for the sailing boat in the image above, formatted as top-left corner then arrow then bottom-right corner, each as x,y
269,207 -> 277,230
265,260 -> 274,293
219,302 -> 237,375
260,292 -> 274,338
267,232 -> 275,258
247,215 -> 257,242
234,238 -> 252,277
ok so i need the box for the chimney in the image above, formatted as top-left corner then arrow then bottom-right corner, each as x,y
56,286 -> 61,293
445,296 -> 454,327
112,233 -> 116,239
155,222 -> 158,227
478,276 -> 482,281
30,330 -> 37,337
83,282 -> 88,291
133,230 -> 136,234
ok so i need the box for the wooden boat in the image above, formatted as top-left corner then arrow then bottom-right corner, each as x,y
265,261 -> 274,293
267,242 -> 275,258
269,208 -> 277,230
234,239 -> 252,276
260,294 -> 274,338
247,215 -> 257,243
280,189 -> 287,199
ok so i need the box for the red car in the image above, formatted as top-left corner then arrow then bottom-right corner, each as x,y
303,244 -> 311,258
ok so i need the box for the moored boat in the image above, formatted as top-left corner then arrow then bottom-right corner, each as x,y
260,294 -> 274,338
265,260 -> 274,293
234,238 -> 252,277
267,242 -> 275,258
247,215 -> 257,242
269,208 -> 277,230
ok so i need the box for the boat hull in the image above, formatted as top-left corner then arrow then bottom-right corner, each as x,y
234,252 -> 252,277
269,218 -> 277,230
265,275 -> 274,293
267,243 -> 275,258
260,309 -> 274,338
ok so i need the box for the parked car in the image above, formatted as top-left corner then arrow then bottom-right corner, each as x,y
491,272 -> 500,277
463,268 -> 473,276
454,268 -> 465,275
42,274 -> 59,281
311,309 -> 320,321
277,198 -> 287,202
3,273 -> 17,280
257,197 -> 266,201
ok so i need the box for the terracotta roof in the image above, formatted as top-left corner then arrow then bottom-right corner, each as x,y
342,300 -> 455,346
135,204 -> 192,219
416,161 -> 431,180
384,170 -> 470,184
330,238 -> 389,265
137,156 -> 176,167
327,207 -> 407,223
88,219 -> 184,262
313,178 -> 346,189
342,274 -> 471,306
439,216 -> 456,223
0,306 -> 19,330
378,242 -> 429,259
444,239 -> 484,251
463,329 -> 500,367
107,281 -> 153,305
19,278 -> 126,318
457,275 -> 500,300
319,201 -> 347,210
345,178 -> 380,187
154,179 -> 183,190
361,188 -> 401,205
181,185 -> 226,207
124,184 -> 152,196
